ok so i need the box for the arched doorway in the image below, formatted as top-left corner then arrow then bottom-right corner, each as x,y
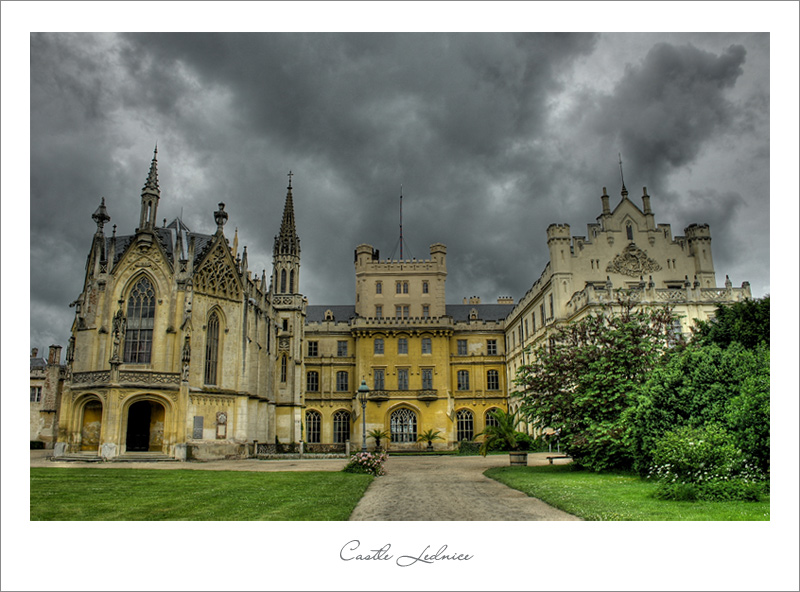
126,400 -> 166,452
80,400 -> 103,451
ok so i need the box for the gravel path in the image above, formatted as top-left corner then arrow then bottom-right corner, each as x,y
349,453 -> 580,521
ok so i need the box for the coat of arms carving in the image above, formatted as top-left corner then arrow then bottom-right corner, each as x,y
606,244 -> 661,277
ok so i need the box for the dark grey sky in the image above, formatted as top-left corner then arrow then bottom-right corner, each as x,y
27,31 -> 771,350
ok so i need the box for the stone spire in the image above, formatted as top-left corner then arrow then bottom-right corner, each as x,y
142,145 -> 160,197
138,145 -> 161,232
274,171 -> 300,257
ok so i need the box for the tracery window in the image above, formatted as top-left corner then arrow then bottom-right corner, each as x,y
485,408 -> 501,428
390,408 -> 417,443
306,410 -> 321,444
204,312 -> 220,385
123,276 -> 155,363
456,409 -> 474,441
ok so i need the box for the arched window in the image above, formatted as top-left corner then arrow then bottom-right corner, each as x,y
306,410 -> 321,444
280,269 -> 287,293
123,277 -> 155,363
485,408 -> 501,428
390,408 -> 417,443
204,312 -> 220,385
289,269 -> 295,293
456,409 -> 474,441
280,355 -> 287,383
626,223 -> 634,241
333,410 -> 350,443
306,371 -> 319,392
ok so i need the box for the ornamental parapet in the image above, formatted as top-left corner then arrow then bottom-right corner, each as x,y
566,284 -> 752,314
364,389 -> 440,405
70,369 -> 180,387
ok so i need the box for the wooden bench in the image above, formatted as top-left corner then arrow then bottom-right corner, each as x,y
546,455 -> 571,464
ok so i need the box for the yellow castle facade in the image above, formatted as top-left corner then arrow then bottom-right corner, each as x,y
45,151 -> 752,459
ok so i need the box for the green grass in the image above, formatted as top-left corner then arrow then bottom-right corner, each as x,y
485,465 -> 770,521
30,468 -> 372,520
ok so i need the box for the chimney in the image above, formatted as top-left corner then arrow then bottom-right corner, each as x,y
48,345 -> 62,365
31,348 -> 39,358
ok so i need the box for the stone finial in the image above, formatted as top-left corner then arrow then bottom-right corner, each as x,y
214,202 -> 228,233
642,186 -> 652,214
601,187 -> 611,215
92,197 -> 111,232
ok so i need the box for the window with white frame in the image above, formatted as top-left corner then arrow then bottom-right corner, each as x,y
421,337 -> 432,354
457,370 -> 470,390
306,410 -> 321,443
398,337 -> 408,354
333,410 -> 351,443
30,386 -> 42,403
337,341 -> 348,357
306,371 -> 319,392
457,339 -> 467,355
397,368 -> 409,390
373,368 -> 385,390
456,409 -> 474,441
336,371 -> 349,392
390,408 -> 417,443
487,369 -> 500,391
487,339 -> 497,355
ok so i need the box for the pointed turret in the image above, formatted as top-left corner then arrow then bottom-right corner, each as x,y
274,171 -> 301,257
272,171 -> 301,295
138,145 -> 161,232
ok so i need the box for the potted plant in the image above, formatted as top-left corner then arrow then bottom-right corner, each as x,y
417,428 -> 445,452
476,409 -> 527,465
367,428 -> 391,452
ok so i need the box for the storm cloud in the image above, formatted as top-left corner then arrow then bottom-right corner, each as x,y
29,32 -> 769,350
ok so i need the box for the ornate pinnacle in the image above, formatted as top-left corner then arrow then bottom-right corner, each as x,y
142,145 -> 160,197
92,197 -> 111,232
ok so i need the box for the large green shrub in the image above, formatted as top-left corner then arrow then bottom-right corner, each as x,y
629,342 -> 769,473
648,425 -> 765,501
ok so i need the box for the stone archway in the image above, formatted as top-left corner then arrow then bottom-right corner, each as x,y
80,400 -> 103,451
125,400 -> 166,452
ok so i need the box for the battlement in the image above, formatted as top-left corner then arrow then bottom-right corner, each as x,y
684,223 -> 712,240
546,223 -> 571,240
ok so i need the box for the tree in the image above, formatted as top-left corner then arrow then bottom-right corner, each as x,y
475,409 -> 521,456
628,342 -> 769,473
514,299 -> 679,471
693,296 -> 769,349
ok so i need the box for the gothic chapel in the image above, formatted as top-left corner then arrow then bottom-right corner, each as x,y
56,149 -> 306,460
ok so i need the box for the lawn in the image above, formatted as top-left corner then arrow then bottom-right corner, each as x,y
485,465 -> 770,521
30,468 -> 372,520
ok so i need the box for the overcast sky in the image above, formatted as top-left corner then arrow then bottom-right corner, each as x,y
6,4 -> 800,591
26,30 -> 772,350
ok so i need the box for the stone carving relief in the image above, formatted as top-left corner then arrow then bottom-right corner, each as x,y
193,242 -> 242,301
606,244 -> 662,278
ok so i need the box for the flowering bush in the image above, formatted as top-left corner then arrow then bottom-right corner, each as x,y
342,451 -> 388,476
648,425 -> 766,501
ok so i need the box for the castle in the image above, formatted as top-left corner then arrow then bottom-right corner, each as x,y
34,150 -> 752,459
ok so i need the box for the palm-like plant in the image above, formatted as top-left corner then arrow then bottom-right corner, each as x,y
475,409 -> 520,456
417,428 -> 445,450
367,428 -> 391,451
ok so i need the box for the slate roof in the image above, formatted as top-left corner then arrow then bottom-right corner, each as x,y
30,357 -> 47,370
305,304 -> 514,323
445,304 -> 515,322
107,220 -> 214,267
306,305 -> 357,323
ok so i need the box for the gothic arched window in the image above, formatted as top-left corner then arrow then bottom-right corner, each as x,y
123,277 -> 155,363
456,409 -> 474,442
280,269 -> 287,293
204,312 -> 220,385
332,410 -> 350,444
306,410 -> 321,444
627,223 -> 634,241
390,408 -> 417,443
289,269 -> 295,294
